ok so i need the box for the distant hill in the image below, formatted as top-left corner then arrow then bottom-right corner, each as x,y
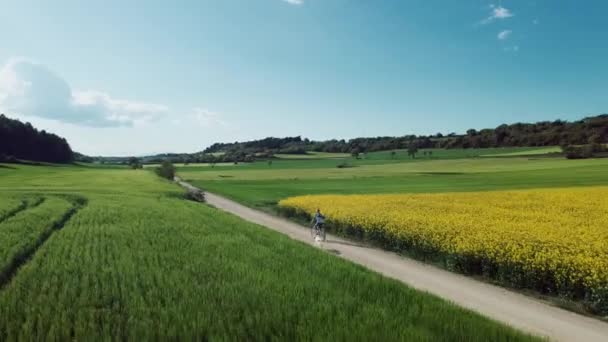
86,114 -> 608,165
201,114 -> 608,157
204,137 -> 310,155
0,114 -> 74,163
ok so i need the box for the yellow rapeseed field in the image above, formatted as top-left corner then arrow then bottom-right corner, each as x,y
279,187 -> 608,294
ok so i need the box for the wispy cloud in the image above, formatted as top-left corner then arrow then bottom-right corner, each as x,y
481,4 -> 514,24
497,30 -> 512,40
192,108 -> 228,128
282,0 -> 303,5
0,58 -> 168,127
504,45 -> 520,52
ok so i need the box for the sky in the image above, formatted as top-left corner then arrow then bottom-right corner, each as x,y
0,0 -> 607,156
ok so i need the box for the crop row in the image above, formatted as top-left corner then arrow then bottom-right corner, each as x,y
0,198 -> 24,222
0,196 -> 75,285
0,192 -> 535,341
278,187 -> 608,314
0,196 -> 44,223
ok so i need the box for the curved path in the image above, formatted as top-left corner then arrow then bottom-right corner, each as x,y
177,180 -> 608,341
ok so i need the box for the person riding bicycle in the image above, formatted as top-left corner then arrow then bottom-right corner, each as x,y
311,209 -> 326,241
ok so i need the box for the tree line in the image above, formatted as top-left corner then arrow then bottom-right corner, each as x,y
204,137 -> 309,155
199,114 -> 608,157
0,114 -> 74,163
81,114 -> 608,165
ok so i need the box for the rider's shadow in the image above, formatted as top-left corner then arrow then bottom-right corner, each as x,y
325,239 -> 365,248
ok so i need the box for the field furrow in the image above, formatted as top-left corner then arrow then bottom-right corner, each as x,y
0,196 -> 44,224
0,193 -> 536,341
0,196 -> 83,287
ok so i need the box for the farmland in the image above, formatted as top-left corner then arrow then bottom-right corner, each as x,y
279,188 -> 608,314
181,147 -> 608,315
0,163 -> 536,340
183,148 -> 608,209
274,151 -> 351,159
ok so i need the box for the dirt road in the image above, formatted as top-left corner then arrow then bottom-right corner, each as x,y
176,180 -> 608,341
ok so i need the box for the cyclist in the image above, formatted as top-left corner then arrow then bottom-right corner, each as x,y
311,208 -> 326,241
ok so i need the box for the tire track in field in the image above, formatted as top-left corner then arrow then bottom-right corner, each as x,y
0,197 -> 45,224
0,196 -> 87,289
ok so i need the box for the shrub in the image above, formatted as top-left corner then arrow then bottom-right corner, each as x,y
563,145 -> 594,159
336,162 -> 353,169
155,160 -> 175,180
184,189 -> 205,203
128,157 -> 143,169
0,154 -> 17,163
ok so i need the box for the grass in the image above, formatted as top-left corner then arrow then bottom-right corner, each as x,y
0,163 -> 537,340
181,156 -> 608,181
0,197 -> 27,223
481,146 -> 562,157
366,146 -> 559,160
177,146 -> 584,182
0,196 -> 74,285
182,147 -> 608,319
188,158 -> 608,209
177,147 -> 562,175
143,162 -> 239,168
275,151 -> 351,159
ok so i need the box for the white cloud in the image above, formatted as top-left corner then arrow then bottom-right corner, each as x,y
497,30 -> 512,40
0,58 -> 168,127
282,0 -> 303,5
481,5 -> 514,24
192,108 -> 228,128
493,6 -> 513,19
72,90 -> 168,125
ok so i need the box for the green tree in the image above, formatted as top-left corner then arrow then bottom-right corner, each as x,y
128,157 -> 142,169
407,144 -> 418,159
155,160 -> 176,180
588,133 -> 602,145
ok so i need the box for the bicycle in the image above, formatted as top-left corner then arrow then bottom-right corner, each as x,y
311,222 -> 326,242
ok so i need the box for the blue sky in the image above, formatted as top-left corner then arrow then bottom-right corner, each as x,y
1,0 -> 607,155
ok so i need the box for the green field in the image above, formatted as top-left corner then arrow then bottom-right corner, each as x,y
143,162 -> 238,168
275,151 -> 351,159
0,196 -> 29,222
181,147 -> 608,318
183,148 -> 608,209
365,146 -> 559,160
480,146 -> 562,157
0,163 -> 536,340
176,147 -> 560,175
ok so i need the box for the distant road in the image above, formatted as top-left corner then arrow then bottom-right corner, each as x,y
176,179 -> 608,341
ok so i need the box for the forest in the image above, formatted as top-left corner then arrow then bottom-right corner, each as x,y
3,113 -> 607,164
0,114 -> 73,163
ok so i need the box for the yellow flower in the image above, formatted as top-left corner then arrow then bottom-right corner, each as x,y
279,187 -> 608,292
